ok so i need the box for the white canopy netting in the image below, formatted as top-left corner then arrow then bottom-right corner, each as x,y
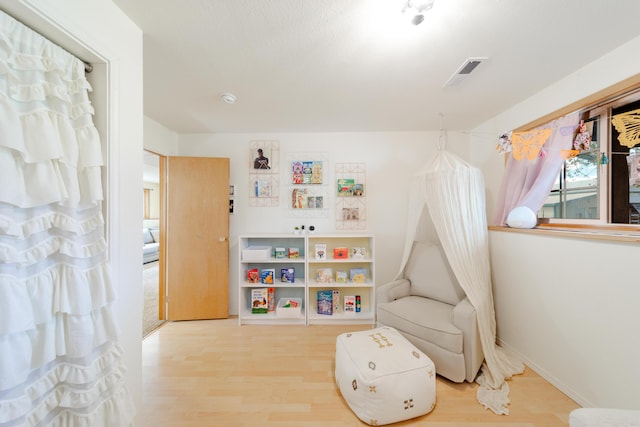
398,139 -> 524,415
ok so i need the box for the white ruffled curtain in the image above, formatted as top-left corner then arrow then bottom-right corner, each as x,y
0,11 -> 134,427
399,137 -> 524,415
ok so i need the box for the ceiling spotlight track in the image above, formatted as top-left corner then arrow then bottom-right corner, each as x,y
402,0 -> 435,25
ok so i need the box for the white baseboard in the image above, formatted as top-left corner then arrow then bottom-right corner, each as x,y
497,337 -> 592,408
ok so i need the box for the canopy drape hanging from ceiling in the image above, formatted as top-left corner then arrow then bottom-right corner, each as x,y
398,142 -> 524,414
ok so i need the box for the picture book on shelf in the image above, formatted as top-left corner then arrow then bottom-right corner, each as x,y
315,243 -> 327,259
268,287 -> 276,313
332,290 -> 342,313
333,247 -> 348,259
316,268 -> 333,283
260,268 -> 275,284
280,268 -> 295,283
274,247 -> 287,259
251,288 -> 268,314
344,295 -> 356,313
288,247 -> 300,258
355,295 -> 361,312
247,268 -> 259,283
350,268 -> 367,283
351,247 -> 366,258
335,270 -> 348,283
317,290 -> 333,315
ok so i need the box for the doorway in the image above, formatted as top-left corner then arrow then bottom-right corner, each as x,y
143,150 -> 165,337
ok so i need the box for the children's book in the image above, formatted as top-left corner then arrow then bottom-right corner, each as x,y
274,247 -> 287,259
280,268 -> 295,283
316,268 -> 333,283
247,268 -> 259,283
337,178 -> 355,196
351,247 -> 366,258
333,247 -> 348,259
251,288 -> 268,314
355,295 -> 361,313
255,179 -> 271,198
310,162 -> 323,184
335,270 -> 348,283
332,290 -> 342,313
292,188 -> 308,209
260,268 -> 275,284
350,267 -> 367,283
344,295 -> 356,314
288,247 -> 300,258
268,287 -> 276,313
317,290 -> 333,315
315,243 -> 327,260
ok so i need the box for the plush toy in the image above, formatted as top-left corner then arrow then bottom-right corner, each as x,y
573,120 -> 591,151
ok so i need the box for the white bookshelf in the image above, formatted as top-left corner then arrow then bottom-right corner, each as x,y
238,233 -> 375,326
238,234 -> 306,325
307,234 -> 375,325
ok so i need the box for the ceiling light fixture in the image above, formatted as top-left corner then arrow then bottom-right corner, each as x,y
221,93 -> 236,104
402,0 -> 435,25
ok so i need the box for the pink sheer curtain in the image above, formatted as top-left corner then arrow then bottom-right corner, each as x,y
492,113 -> 579,226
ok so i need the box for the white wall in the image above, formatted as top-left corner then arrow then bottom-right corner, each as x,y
178,131 -> 470,315
0,0 -> 145,421
144,116 -> 180,156
490,231 -> 640,409
473,34 -> 640,409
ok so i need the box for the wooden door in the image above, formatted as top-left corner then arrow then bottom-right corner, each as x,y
164,156 -> 229,320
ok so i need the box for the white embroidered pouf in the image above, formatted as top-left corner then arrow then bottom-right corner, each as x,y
335,326 -> 436,425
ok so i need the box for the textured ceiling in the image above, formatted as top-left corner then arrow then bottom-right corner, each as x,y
112,0 -> 640,134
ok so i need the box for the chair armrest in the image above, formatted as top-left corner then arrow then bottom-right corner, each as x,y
453,297 -> 484,382
376,279 -> 411,304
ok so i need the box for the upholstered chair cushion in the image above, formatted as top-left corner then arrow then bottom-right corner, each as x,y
404,242 -> 465,305
143,228 -> 154,244
377,296 -> 463,354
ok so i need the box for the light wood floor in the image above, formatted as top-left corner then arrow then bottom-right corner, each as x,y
142,318 -> 579,426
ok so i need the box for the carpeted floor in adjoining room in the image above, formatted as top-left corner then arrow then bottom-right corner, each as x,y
143,262 -> 165,337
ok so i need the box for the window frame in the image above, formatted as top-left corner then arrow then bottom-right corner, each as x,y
530,84 -> 640,231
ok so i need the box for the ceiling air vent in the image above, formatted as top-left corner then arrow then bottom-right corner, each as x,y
443,57 -> 488,87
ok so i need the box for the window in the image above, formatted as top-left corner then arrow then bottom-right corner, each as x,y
539,89 -> 640,225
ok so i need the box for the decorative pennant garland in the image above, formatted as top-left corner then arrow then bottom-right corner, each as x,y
496,131 -> 512,154
611,108 -> 640,148
559,149 -> 580,160
510,128 -> 552,161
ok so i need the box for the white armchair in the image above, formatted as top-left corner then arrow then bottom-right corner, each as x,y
377,241 -> 483,383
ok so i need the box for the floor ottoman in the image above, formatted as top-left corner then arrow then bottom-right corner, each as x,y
335,326 -> 436,425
